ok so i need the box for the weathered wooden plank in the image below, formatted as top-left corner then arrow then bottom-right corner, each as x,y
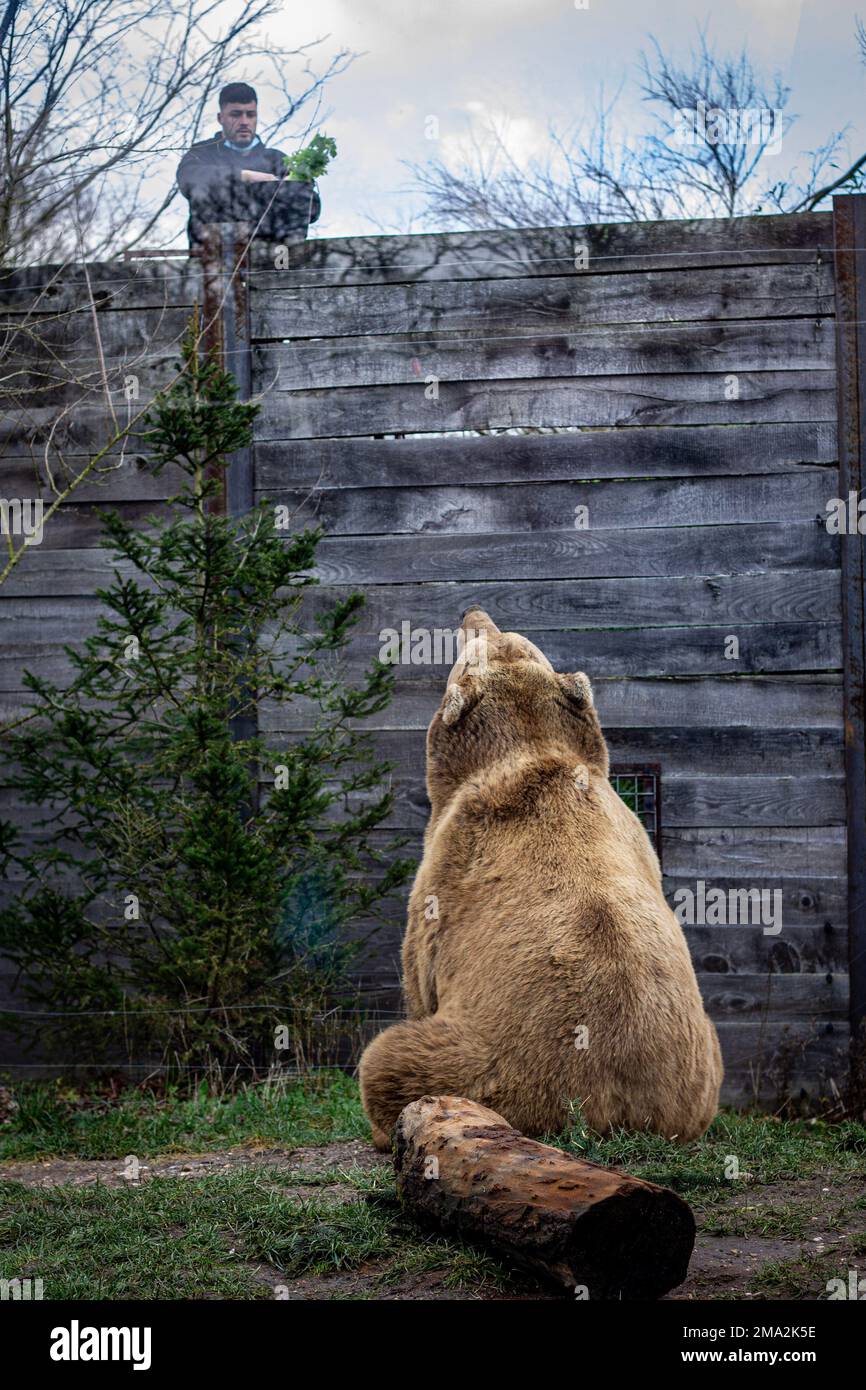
0,551 -> 143,599
255,318 -> 834,392
6,373 -> 835,450
688,922 -> 847,975
0,456 -> 186,502
664,776 -> 845,827
347,912 -> 849,978
663,826 -> 847,877
273,772 -> 844,830
301,567 -> 845,633
246,212 -> 832,287
255,423 -> 838,490
268,472 -> 836,536
260,675 -> 844,734
354,824 -> 849,878
295,572 -> 841,634
255,371 -> 836,439
0,407 -> 157,459
0,501 -> 169,552
715,1019 -> 847,1104
318,726 -> 845,779
0,620 -> 841,691
252,262 -> 835,340
0,351 -> 181,405
0,305 -> 192,362
4,554 -> 840,640
308,521 -> 837,586
270,620 -> 841,681
0,260 -> 202,311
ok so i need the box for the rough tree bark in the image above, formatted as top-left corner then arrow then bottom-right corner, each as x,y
394,1094 -> 695,1299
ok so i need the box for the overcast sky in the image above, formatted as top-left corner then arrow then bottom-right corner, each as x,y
170,0 -> 865,240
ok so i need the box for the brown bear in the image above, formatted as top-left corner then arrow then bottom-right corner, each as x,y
358,608 -> 722,1151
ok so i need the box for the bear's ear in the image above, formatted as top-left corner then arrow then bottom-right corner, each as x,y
559,671 -> 594,709
441,672 -> 484,727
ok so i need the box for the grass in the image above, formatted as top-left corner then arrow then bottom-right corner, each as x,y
1,1075 -> 865,1300
550,1109 -> 866,1196
751,1250 -> 835,1300
4,1074 -> 866,1183
0,1071 -> 367,1161
701,1199 -> 837,1241
0,1164 -> 518,1300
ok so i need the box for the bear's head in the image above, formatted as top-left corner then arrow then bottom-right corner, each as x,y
426,607 -> 608,810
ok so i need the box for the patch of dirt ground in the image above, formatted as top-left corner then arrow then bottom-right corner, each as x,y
0,1137 -> 389,1189
2,1143 -> 864,1301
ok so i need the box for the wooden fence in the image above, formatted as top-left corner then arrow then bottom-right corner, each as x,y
2,201 -> 866,1108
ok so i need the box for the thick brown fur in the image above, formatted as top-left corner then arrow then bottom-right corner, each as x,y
358,609 -> 723,1151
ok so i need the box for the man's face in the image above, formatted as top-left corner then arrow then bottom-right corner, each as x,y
218,101 -> 258,146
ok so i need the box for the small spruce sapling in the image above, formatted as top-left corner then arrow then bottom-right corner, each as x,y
0,320 -> 412,1075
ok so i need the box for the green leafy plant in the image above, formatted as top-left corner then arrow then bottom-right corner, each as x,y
283,133 -> 337,182
0,320 -> 412,1078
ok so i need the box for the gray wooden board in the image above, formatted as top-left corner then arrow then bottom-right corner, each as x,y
0,551 -> 143,599
254,371 -> 837,439
267,621 -> 842,680
2,561 -> 841,635
254,424 -> 838,489
0,305 -> 193,361
254,318 -> 835,392
7,425 -> 837,478
689,925 -> 846,975
344,913 -> 850,977
256,772 -> 846,830
245,212 -> 832,287
259,675 -> 844,732
263,472 -> 837,535
252,262 -> 835,340
0,351 -> 182,405
307,521 -> 838,586
0,261 -> 202,311
334,824 -> 848,877
0,625 -> 843,690
293,572 -> 842,632
663,826 -> 847,876
0,458 -> 187,502
349,917 -> 849,975
0,502 -> 169,551
6,373 -> 836,448
297,726 -> 846,778
715,1021 -> 848,1102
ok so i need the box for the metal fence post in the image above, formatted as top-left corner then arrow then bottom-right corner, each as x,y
832,193 -> 866,1082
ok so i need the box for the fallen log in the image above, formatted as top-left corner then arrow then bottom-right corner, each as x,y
393,1094 -> 695,1299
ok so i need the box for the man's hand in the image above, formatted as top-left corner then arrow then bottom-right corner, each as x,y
239,168 -> 279,183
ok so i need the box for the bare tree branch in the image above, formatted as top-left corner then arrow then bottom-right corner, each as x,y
407,26 -> 859,230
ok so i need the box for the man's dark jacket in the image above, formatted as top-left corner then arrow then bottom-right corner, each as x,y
177,134 -> 321,247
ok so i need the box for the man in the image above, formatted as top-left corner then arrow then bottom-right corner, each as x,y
176,82 -> 321,251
